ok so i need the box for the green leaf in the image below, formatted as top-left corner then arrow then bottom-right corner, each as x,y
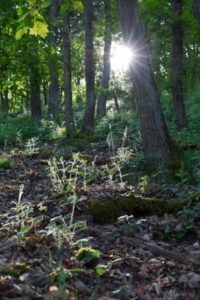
60,2 -> 71,14
96,264 -> 107,277
73,1 -> 84,12
76,247 -> 100,264
19,225 -> 31,235
30,20 -> 48,38
40,0 -> 51,9
17,6 -> 24,17
15,27 -> 29,40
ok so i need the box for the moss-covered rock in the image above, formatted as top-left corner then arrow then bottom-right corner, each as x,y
90,193 -> 200,224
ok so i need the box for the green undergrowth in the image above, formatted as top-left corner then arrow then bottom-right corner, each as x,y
96,109 -> 139,142
0,116 -> 67,145
162,88 -> 200,145
1,101 -> 200,187
0,116 -> 39,145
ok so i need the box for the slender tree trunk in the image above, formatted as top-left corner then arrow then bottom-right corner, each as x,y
82,0 -> 96,133
30,48 -> 41,121
113,89 -> 120,113
191,1 -> 200,92
0,93 -> 3,113
76,77 -> 84,106
193,0 -> 200,27
172,0 -> 187,130
0,93 -> 5,114
63,11 -> 75,136
1,90 -> 9,115
150,18 -> 163,82
25,82 -> 30,112
97,0 -> 112,118
42,81 -> 48,106
30,74 -> 41,121
48,0 -> 60,117
118,0 -> 180,168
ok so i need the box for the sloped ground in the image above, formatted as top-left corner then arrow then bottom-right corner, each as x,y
0,144 -> 200,300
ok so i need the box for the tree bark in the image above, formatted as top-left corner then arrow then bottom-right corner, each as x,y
172,0 -> 187,130
192,0 -> 200,27
97,0 -> 112,118
48,0 -> 60,118
42,81 -> 48,106
113,89 -> 120,113
1,90 -> 9,115
117,0 -> 180,168
63,11 -> 75,136
30,47 -> 41,121
82,0 -> 96,133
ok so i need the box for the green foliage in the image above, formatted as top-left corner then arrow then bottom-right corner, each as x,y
15,1 -> 49,39
60,0 -> 84,14
47,154 -> 95,194
76,247 -> 100,265
17,224 -> 31,241
0,117 -> 40,145
0,155 -> 11,169
51,267 -> 84,286
0,184 -> 44,244
96,264 -> 107,277
29,20 -> 49,38
48,138 -> 135,195
73,1 -> 84,12
15,27 -> 29,40
96,110 -> 139,142
0,117 -> 68,145
25,137 -> 39,155
106,145 -> 134,188
1,263 -> 31,277
164,222 -> 196,240
139,175 -> 151,193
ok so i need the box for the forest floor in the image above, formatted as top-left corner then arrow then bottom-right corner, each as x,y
0,140 -> 200,300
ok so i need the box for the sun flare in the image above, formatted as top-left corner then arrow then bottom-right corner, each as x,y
110,42 -> 135,74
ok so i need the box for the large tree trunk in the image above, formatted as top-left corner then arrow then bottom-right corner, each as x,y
96,0 -> 112,118
48,0 -> 60,118
172,0 -> 187,130
117,0 -> 180,168
30,48 -> 41,121
82,0 -> 96,133
63,11 -> 75,136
